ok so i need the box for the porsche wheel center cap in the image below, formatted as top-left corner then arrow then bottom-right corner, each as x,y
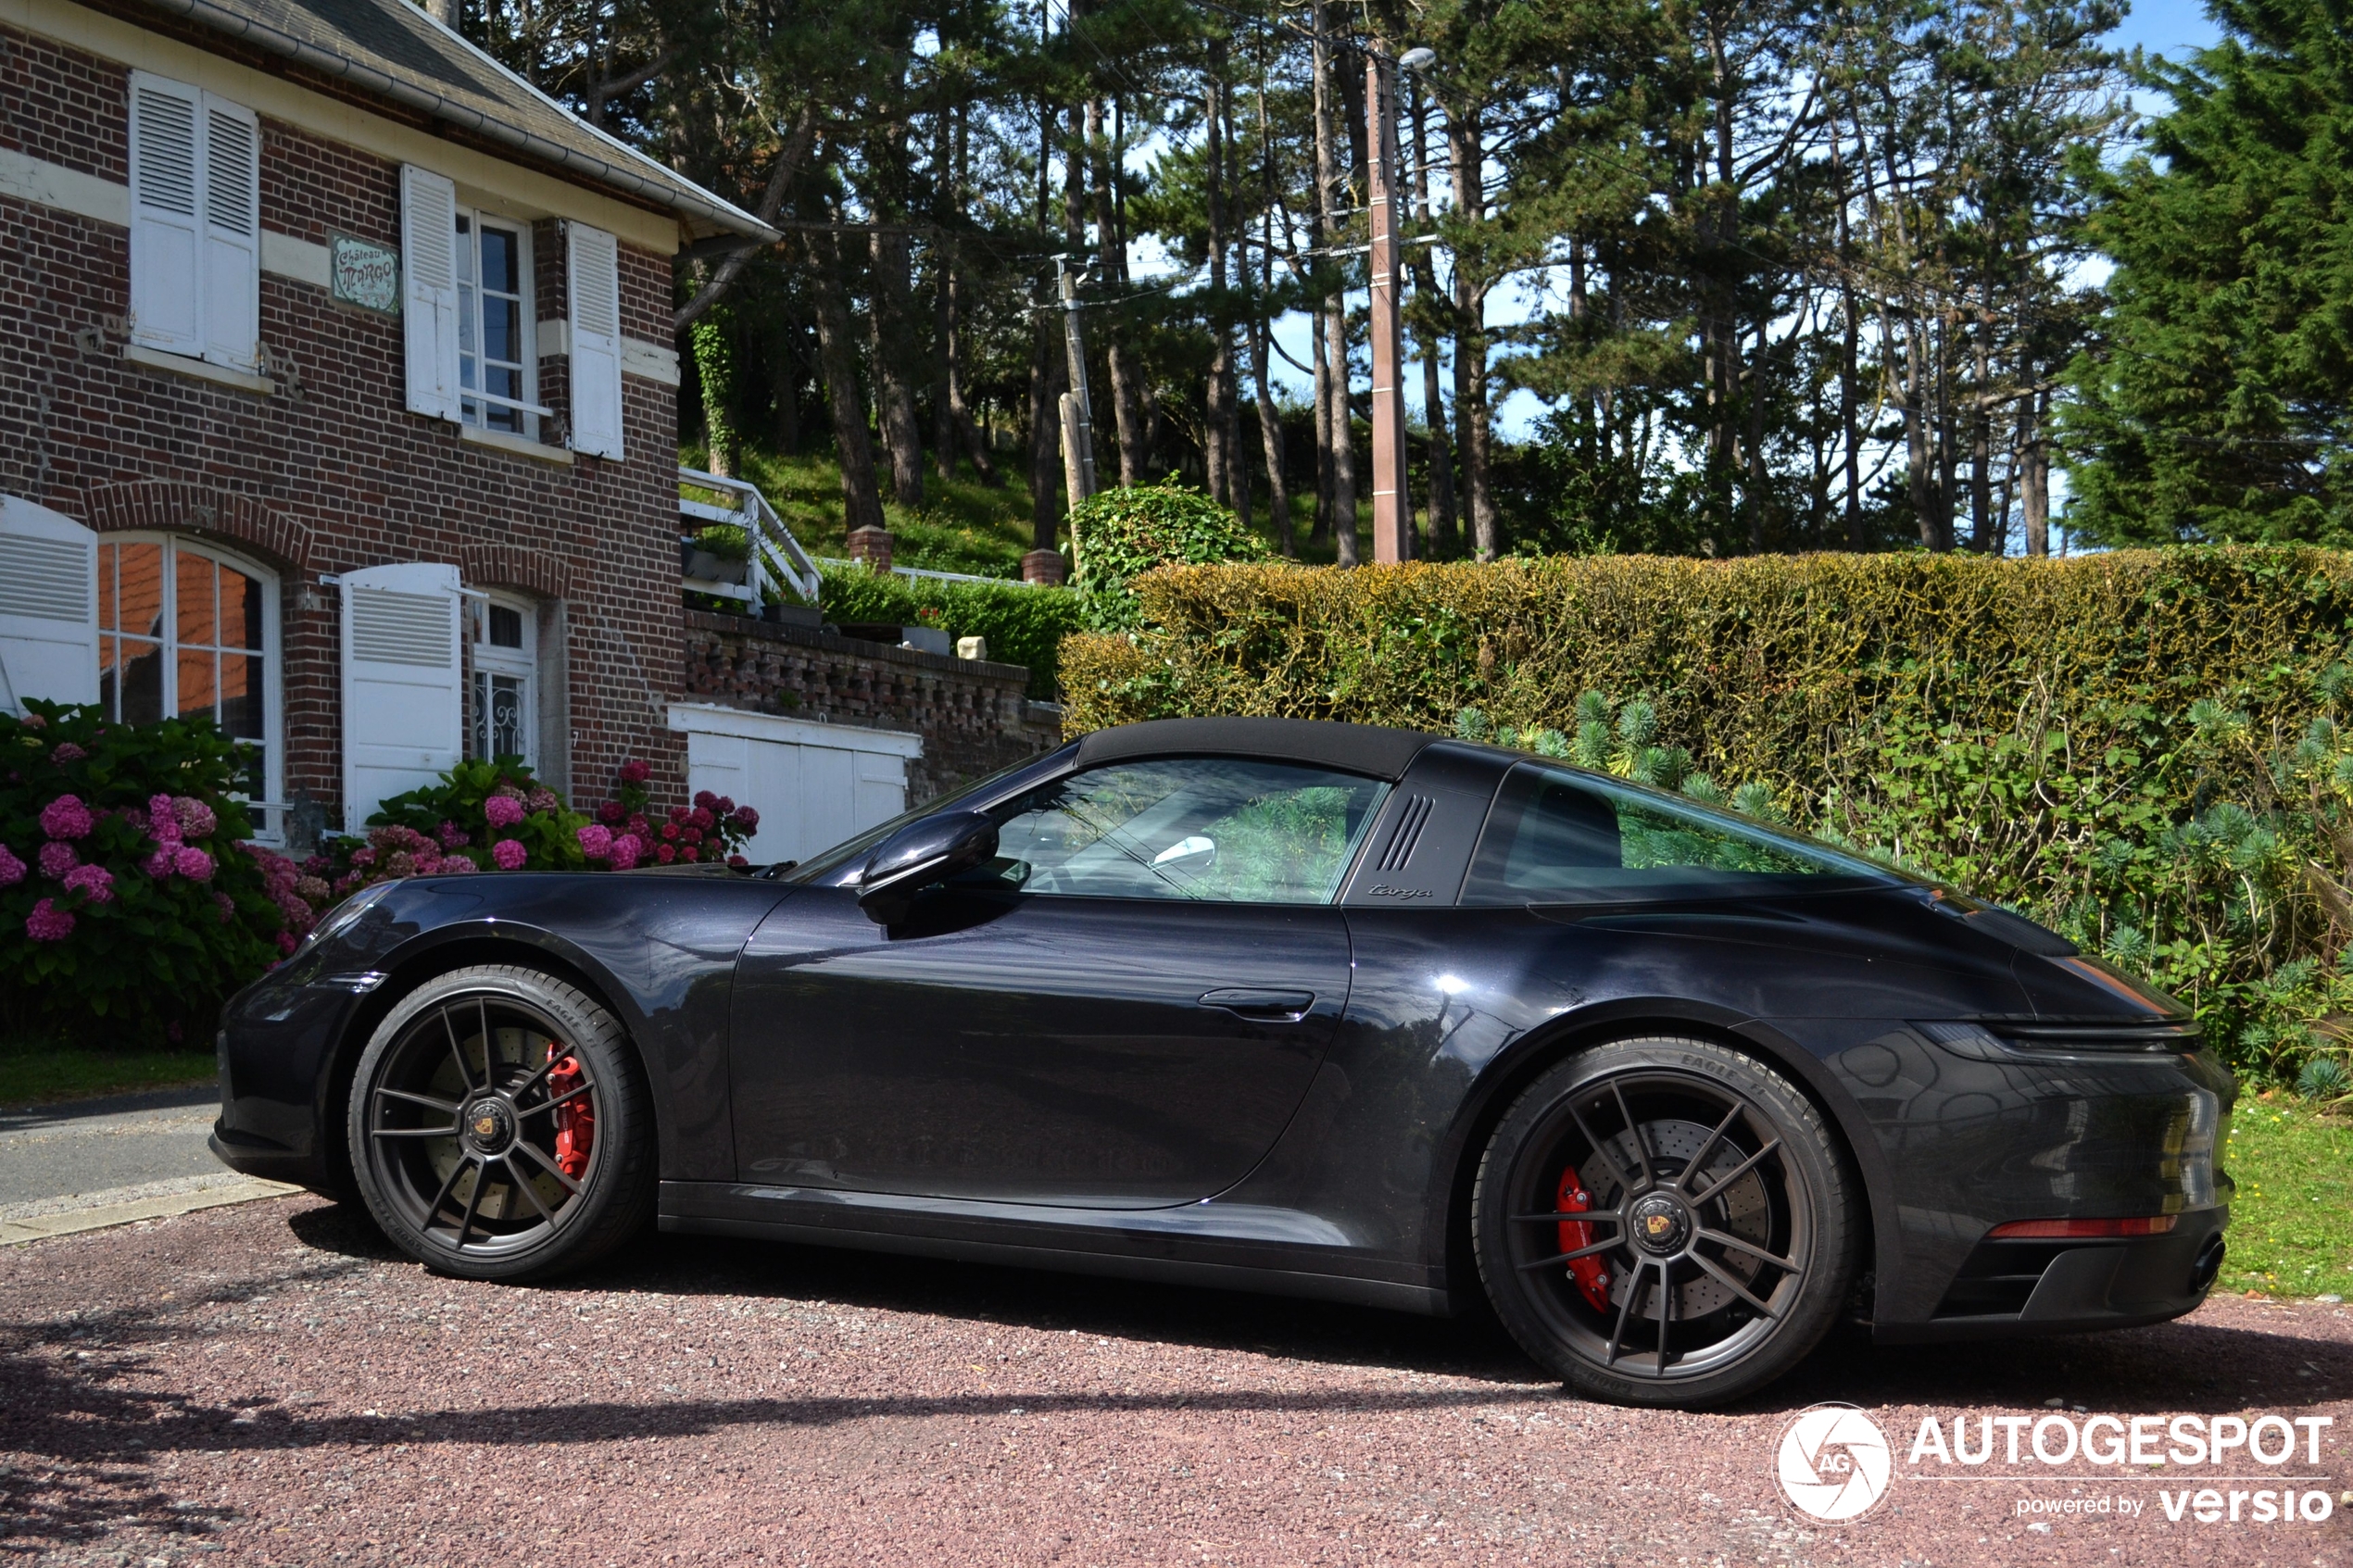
463,1098 -> 515,1155
1629,1194 -> 1691,1255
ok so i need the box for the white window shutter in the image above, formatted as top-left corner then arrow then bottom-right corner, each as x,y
0,496 -> 99,715
128,72 -> 204,358
566,222 -> 624,458
399,165 -> 461,421
198,94 -> 261,371
340,562 -> 462,831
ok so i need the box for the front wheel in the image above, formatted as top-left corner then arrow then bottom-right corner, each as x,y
346,965 -> 655,1282
1473,1037 -> 1859,1407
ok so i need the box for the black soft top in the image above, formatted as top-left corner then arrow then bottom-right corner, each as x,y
1071,717 -> 1441,782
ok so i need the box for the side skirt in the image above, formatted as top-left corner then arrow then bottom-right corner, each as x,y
658,1180 -> 1453,1317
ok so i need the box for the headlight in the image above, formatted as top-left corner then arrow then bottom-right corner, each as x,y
301,879 -> 396,954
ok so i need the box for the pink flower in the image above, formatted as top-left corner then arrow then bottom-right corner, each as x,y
681,846 -> 699,862
275,929 -> 300,956
609,834 -> 641,871
294,875 -> 332,905
526,787 -> 560,814
25,897 -> 73,941
619,759 -> 651,784
727,855 -> 748,869
577,823 -> 613,859
654,842 -> 676,864
484,796 -> 525,829
172,847 -> 215,882
147,794 -> 182,844
490,838 -> 527,871
61,863 -> 114,904
436,820 -> 469,849
598,801 -> 624,824
0,845 -> 22,886
275,891 -> 313,933
50,742 -> 86,763
213,890 -> 236,923
142,848 -> 175,879
660,822 -> 680,842
173,797 -> 217,839
688,807 -> 715,832
729,807 -> 760,833
37,840 -> 77,879
435,856 -> 476,874
384,850 -> 416,879
38,795 -> 94,840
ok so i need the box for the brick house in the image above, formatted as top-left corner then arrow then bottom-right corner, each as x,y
0,0 -> 776,846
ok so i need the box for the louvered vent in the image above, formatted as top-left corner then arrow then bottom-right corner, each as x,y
0,536 -> 92,622
134,87 -> 197,216
1377,795 -> 1435,872
205,109 -> 255,234
350,589 -> 452,667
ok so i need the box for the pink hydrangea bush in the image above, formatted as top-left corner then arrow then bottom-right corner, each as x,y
3,699 -> 302,1044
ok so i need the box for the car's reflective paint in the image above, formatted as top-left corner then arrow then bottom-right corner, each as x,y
215,730 -> 2232,1341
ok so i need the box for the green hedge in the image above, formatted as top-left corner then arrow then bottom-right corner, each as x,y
820,566 -> 1082,699
1062,548 -> 2353,1081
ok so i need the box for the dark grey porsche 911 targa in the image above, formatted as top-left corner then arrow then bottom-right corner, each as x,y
211,716 -> 2233,1406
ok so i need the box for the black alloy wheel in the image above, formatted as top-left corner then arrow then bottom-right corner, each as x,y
347,965 -> 654,1282
1474,1036 -> 1859,1407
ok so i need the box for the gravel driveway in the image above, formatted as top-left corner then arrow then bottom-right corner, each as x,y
1,1196 -> 2346,1567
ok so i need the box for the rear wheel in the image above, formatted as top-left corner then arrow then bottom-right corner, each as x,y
1473,1036 -> 1858,1407
346,965 -> 655,1282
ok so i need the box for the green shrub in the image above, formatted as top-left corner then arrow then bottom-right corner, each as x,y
819,566 -> 1083,699
1065,481 -> 1267,631
1059,547 -> 2353,1079
0,701 -> 310,1045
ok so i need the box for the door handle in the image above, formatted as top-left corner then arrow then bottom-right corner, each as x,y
1200,987 -> 1316,1022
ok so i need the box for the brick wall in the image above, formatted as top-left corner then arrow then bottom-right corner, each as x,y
0,19 -> 689,822
683,610 -> 1067,805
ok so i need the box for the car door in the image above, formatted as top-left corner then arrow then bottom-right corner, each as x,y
728,755 -> 1388,1208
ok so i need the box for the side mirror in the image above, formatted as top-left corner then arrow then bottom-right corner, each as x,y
857,810 -> 1000,925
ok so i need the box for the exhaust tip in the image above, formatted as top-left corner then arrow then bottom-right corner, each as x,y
2190,1234 -> 2225,1297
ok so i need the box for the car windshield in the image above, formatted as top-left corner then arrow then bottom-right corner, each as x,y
1461,761 -> 1904,904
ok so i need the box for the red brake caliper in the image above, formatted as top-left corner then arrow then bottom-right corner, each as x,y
1557,1168 -> 1614,1311
546,1044 -> 594,1181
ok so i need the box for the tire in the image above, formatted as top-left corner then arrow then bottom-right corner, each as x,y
1472,1036 -> 1859,1408
346,964 -> 656,1282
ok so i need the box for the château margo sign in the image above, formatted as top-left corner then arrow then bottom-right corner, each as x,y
330,233 -> 400,316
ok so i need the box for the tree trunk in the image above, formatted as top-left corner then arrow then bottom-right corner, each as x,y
1027,281 -> 1067,552
1248,310 -> 1290,556
809,237 -> 887,535
1408,83 -> 1454,556
868,228 -> 925,506
2022,384 -> 2050,558
1311,3 -> 1357,566
1203,43 -> 1235,511
1088,98 -> 1147,486
771,321 -> 799,456
1446,103 -> 1497,560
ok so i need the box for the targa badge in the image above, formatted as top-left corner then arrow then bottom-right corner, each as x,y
1777,1403 -> 1893,1522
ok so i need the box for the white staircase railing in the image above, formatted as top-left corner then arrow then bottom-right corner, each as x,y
679,467 -> 821,607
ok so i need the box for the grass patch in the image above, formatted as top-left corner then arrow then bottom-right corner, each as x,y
683,440 -> 1380,579
0,1034 -> 214,1108
2221,1092 -> 2353,1298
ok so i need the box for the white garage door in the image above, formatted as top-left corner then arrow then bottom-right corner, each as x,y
668,703 -> 922,865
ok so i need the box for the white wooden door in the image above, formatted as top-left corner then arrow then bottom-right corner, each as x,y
670,705 -> 919,864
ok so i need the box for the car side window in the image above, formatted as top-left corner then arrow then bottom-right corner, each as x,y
962,757 -> 1389,904
1461,762 -> 1897,904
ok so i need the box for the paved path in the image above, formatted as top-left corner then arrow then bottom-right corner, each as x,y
0,1084 -> 294,1246
0,1196 -> 2346,1567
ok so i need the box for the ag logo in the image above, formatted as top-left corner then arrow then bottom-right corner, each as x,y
1776,1403 -> 1892,1522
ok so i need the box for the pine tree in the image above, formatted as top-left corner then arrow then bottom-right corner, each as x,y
2061,0 -> 2353,544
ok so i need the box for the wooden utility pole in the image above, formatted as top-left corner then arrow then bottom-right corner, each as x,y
1057,256 -> 1098,505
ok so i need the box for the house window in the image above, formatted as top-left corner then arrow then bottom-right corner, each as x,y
456,213 -> 535,435
97,535 -> 281,838
470,594 -> 535,767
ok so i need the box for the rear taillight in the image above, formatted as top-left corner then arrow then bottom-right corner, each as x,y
1985,1216 -> 2178,1239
